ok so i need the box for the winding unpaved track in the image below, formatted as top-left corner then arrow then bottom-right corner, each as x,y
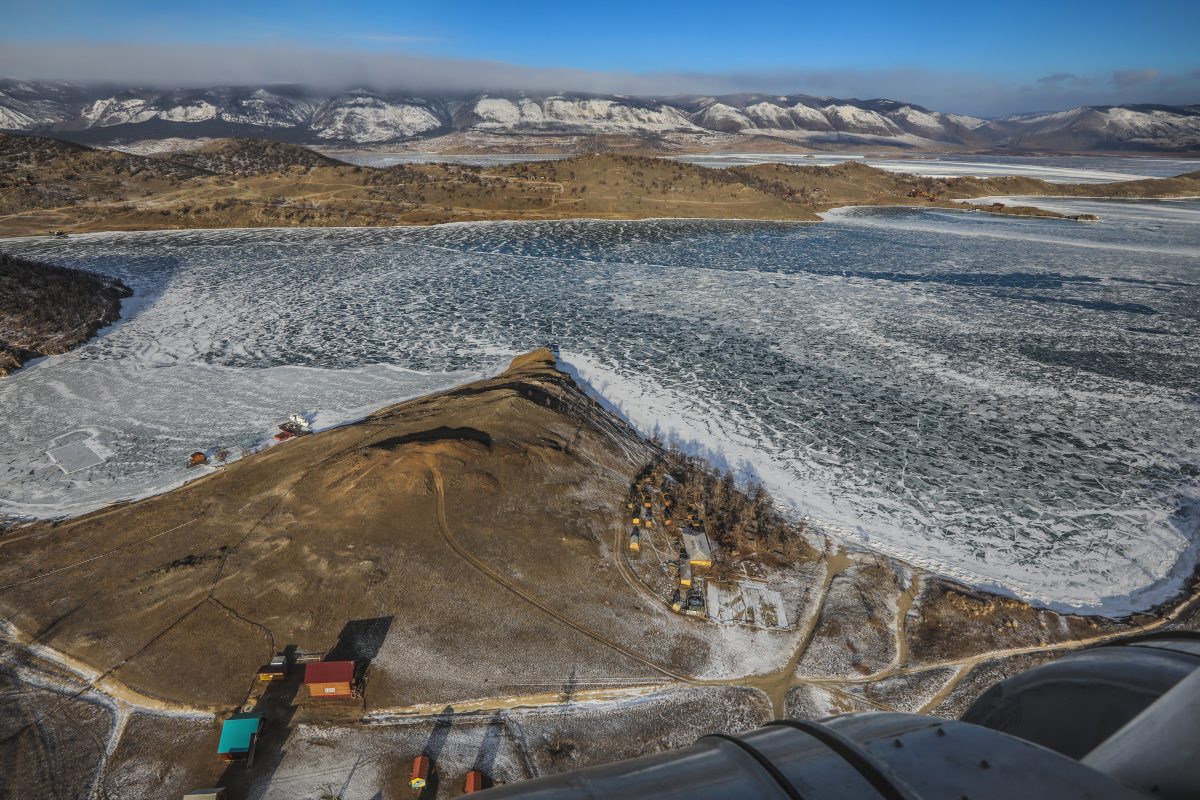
429,464 -> 1200,719
429,467 -> 695,684
9,478 -> 1199,723
0,423 -> 395,743
801,578 -> 1200,714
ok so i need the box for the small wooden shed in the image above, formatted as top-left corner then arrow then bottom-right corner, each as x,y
464,770 -> 484,793
679,560 -> 693,588
256,655 -> 288,682
217,713 -> 264,763
411,755 -> 431,789
304,660 -> 355,698
683,529 -> 713,568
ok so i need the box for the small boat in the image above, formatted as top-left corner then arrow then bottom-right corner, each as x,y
277,413 -> 312,437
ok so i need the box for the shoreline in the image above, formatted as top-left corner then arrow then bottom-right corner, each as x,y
559,351 -> 1200,620
0,252 -> 133,376
4,342 -> 1196,620
1,193 -> 1195,617
0,193 -> 1119,242
3,137 -> 1196,238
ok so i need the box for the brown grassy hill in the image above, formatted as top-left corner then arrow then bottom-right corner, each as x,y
0,135 -> 338,222
0,131 -> 210,217
488,153 -> 813,220
0,131 -> 210,183
0,251 -> 132,376
0,348 -> 1177,709
0,350 -> 716,711
3,349 -> 1197,798
0,142 -> 824,236
731,160 -> 1200,207
732,160 -> 927,204
171,137 -> 347,176
1050,169 -> 1200,197
2,133 -> 1198,237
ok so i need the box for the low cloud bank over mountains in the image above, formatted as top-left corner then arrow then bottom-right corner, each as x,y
2,80 -> 1197,151
1,40 -> 1197,118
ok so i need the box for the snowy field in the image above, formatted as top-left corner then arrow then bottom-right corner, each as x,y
706,580 -> 790,629
338,151 -> 1199,184
675,153 -> 1200,183
1,197 -> 1198,614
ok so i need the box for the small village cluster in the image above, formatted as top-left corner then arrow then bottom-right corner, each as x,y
186,651 -> 488,798
188,413 -> 313,468
626,470 -> 714,618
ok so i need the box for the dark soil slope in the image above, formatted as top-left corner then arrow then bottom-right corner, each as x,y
172,137 -> 346,175
0,251 -> 131,376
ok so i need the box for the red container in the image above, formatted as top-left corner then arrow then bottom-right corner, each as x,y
410,755 -> 430,789
464,770 -> 484,793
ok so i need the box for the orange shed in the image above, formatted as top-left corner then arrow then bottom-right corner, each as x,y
464,770 -> 484,793
304,660 -> 355,698
410,755 -> 431,789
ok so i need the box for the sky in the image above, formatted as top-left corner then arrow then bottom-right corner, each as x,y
1,0 -> 1197,116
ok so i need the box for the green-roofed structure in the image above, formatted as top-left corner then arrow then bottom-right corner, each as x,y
217,712 -> 264,764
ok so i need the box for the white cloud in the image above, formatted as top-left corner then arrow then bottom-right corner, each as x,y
0,40 -> 1195,117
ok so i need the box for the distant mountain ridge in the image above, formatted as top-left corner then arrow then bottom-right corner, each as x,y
2,79 -> 1198,152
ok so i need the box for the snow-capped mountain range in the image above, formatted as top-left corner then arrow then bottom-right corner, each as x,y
2,80 -> 1198,151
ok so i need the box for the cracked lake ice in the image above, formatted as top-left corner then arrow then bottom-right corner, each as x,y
1,197 -> 1197,614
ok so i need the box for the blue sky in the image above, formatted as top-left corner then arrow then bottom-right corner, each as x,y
1,0 -> 1197,114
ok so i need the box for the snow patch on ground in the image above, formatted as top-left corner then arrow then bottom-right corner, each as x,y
158,101 -> 219,123
706,580 -> 790,629
786,684 -> 876,720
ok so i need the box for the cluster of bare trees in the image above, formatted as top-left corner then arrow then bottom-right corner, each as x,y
725,170 -> 825,205
0,252 -> 132,375
361,164 -> 439,187
903,175 -> 956,200
652,445 -> 814,570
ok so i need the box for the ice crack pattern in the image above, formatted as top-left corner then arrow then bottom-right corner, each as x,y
1,197 -> 1198,613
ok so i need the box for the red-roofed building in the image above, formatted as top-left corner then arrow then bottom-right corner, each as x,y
304,660 -> 356,698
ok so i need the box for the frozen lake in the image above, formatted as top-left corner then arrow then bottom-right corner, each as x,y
2,197 -> 1198,613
